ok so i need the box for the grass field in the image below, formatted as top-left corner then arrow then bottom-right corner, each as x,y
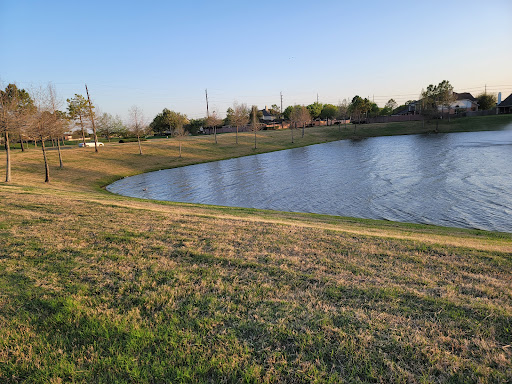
1,116 -> 512,383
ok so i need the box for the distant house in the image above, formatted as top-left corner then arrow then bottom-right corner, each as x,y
259,106 -> 276,121
394,101 -> 421,115
449,92 -> 478,113
497,93 -> 512,114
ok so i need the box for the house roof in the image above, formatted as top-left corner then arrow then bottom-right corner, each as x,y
260,108 -> 272,117
498,93 -> 512,107
453,92 -> 477,102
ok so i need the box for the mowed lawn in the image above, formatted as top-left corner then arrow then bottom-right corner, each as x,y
1,119 -> 512,383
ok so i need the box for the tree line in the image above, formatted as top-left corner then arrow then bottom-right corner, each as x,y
2,80 -> 500,183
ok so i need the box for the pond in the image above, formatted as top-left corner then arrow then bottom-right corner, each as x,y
107,128 -> 512,232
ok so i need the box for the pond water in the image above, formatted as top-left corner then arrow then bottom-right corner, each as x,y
107,128 -> 512,232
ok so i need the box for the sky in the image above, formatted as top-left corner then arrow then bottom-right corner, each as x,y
1,0 -> 511,122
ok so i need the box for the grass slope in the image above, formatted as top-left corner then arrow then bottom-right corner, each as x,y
1,117 -> 512,383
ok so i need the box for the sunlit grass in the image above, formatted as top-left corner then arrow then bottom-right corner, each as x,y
1,117 -> 512,383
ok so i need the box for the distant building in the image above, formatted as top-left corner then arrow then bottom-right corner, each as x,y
497,93 -> 512,114
259,106 -> 276,121
394,101 -> 421,115
449,92 -> 478,113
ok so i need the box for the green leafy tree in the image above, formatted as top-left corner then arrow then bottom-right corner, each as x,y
269,104 -> 281,117
150,108 -> 172,135
421,80 -> 455,120
320,104 -> 337,125
224,107 -> 234,126
283,105 -> 294,120
477,93 -> 497,110
185,118 -> 204,136
306,102 -> 323,120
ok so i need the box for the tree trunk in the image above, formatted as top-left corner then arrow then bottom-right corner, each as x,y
236,126 -> 239,144
254,131 -> 257,149
214,126 -> 217,144
302,122 -> 305,138
4,131 -> 11,182
179,139 -> 182,157
41,135 -> 50,183
57,136 -> 64,169
137,134 -> 142,155
19,133 -> 25,152
291,123 -> 294,143
79,114 -> 86,147
34,138 -> 37,148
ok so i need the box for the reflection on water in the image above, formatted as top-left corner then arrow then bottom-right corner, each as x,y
107,128 -> 512,232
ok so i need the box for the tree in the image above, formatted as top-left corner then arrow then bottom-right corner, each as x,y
381,99 -> 397,115
306,102 -> 323,120
27,84 -> 64,182
205,111 -> 222,144
1,83 -> 35,182
269,104 -> 281,117
150,108 -> 172,135
336,99 -> 349,132
290,105 -> 310,139
166,111 -> 189,157
320,104 -> 337,125
283,105 -> 294,120
224,107 -> 234,126
47,84 -> 66,169
349,96 -> 364,131
67,94 -> 89,147
96,113 -> 126,141
477,93 -> 497,110
421,80 -> 455,129
128,106 -> 148,155
185,118 -> 204,136
229,102 -> 249,144
250,105 -> 262,149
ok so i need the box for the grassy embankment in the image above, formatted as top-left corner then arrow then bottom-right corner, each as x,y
1,115 -> 512,383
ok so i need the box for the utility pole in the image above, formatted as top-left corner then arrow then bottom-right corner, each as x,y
280,91 -> 283,119
205,88 -> 209,117
85,84 -> 99,153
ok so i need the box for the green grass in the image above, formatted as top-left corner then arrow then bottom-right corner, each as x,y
1,115 -> 512,383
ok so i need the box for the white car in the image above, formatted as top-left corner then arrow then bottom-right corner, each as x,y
79,142 -> 104,148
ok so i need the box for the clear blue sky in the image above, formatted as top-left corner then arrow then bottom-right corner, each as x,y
1,0 -> 511,121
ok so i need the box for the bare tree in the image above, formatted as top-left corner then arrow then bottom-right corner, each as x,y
290,105 -> 310,139
250,105 -> 262,149
27,85 -> 64,182
47,84 -> 66,169
337,99 -> 350,133
128,106 -> 148,155
67,94 -> 90,147
229,102 -> 249,144
205,111 -> 222,144
0,83 -> 35,182
166,111 -> 189,157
